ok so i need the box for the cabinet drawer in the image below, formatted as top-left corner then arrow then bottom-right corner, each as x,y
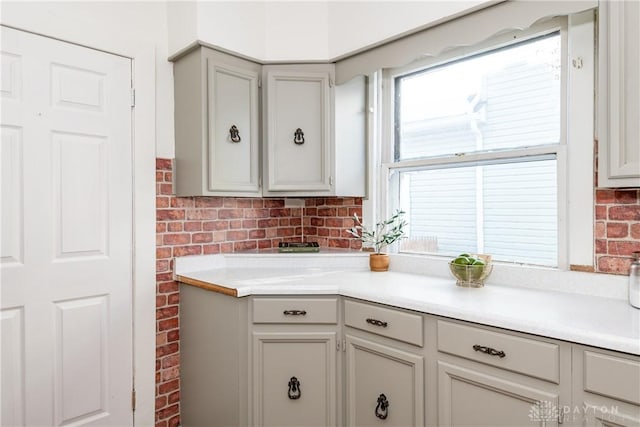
344,300 -> 423,346
252,297 -> 338,324
437,320 -> 559,383
584,350 -> 640,405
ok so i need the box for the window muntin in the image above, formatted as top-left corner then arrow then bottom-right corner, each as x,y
389,32 -> 562,267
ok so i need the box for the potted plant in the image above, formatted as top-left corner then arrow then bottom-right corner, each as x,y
347,210 -> 407,271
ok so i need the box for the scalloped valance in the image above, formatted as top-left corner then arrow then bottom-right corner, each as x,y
335,0 -> 597,84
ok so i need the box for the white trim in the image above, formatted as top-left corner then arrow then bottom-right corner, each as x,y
130,47 -> 157,427
374,12 -> 596,274
566,10 -> 595,268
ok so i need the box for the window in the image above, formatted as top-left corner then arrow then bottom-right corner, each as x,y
385,32 -> 564,267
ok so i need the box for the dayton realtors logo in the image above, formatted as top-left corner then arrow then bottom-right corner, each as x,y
529,400 -> 620,423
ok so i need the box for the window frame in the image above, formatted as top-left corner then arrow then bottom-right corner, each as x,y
368,13 -> 595,272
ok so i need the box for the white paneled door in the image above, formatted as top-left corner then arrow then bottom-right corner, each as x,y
0,27 -> 133,426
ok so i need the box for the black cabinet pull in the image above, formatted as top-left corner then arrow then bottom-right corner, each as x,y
288,376 -> 301,399
229,125 -> 241,142
375,393 -> 389,419
473,344 -> 506,358
294,128 -> 305,145
366,318 -> 388,328
283,310 -> 307,316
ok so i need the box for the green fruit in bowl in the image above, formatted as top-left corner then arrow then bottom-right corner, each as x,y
453,256 -> 472,265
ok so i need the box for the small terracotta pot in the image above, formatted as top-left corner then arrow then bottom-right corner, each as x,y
369,253 -> 390,272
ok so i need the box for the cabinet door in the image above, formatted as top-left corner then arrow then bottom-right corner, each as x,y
264,68 -> 332,193
252,332 -> 337,427
438,360 -> 560,427
207,58 -> 260,193
345,335 -> 424,427
580,401 -> 640,427
598,0 -> 640,187
173,47 -> 261,196
572,345 -> 640,427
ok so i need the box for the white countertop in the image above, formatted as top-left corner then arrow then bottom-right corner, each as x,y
175,253 -> 640,355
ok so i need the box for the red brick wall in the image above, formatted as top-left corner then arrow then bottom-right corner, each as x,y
595,189 -> 640,274
155,158 -> 362,426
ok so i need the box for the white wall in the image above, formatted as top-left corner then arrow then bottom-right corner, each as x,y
264,1 -> 329,60
167,0 -> 199,58
195,1 -> 266,60
167,0 -> 493,62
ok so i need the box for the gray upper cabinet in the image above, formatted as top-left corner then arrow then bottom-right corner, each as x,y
262,65 -> 333,195
172,47 -> 366,197
173,47 -> 261,196
261,65 -> 366,197
598,0 -> 640,188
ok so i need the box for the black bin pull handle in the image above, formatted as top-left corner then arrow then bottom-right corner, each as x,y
229,125 -> 241,143
375,393 -> 389,419
294,128 -> 305,145
288,376 -> 301,399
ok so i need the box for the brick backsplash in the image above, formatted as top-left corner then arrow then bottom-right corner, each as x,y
155,155 -> 640,425
154,158 -> 362,426
595,188 -> 640,274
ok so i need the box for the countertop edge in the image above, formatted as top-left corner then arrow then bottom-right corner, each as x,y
176,271 -> 640,356
176,275 -> 239,297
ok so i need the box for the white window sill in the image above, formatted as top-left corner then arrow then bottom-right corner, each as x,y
389,253 -> 628,300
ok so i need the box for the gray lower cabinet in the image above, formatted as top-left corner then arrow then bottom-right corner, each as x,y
179,285 -> 639,427
572,345 -> 640,427
251,297 -> 340,427
180,285 -> 250,427
436,320 -> 571,427
343,298 -> 425,426
345,334 -> 424,426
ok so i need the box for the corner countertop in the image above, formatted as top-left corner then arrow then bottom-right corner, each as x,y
175,253 -> 640,355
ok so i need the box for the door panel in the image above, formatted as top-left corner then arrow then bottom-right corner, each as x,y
53,132 -> 108,258
1,125 -> 23,265
345,334 -> 424,427
1,307 -> 25,426
582,402 -> 640,427
252,332 -> 337,427
438,361 -> 559,427
264,69 -> 332,192
54,296 -> 109,425
0,26 -> 133,426
208,61 -> 260,192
